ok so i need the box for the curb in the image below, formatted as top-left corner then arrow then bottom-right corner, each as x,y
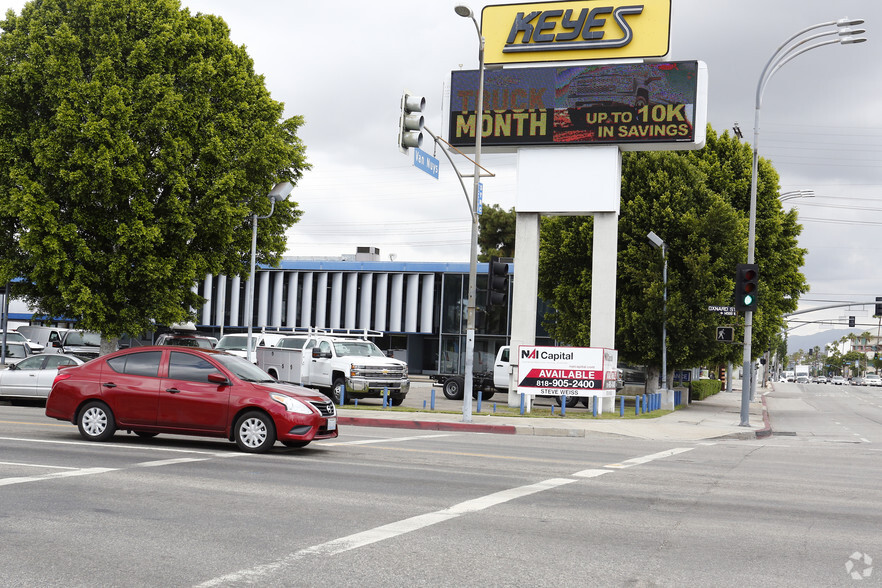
755,395 -> 773,438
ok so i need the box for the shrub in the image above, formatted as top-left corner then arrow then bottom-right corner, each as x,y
690,379 -> 722,401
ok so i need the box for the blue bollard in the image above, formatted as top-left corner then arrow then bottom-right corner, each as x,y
561,397 -> 566,416
423,400 -> 427,409
493,403 -> 497,413
354,399 -> 358,406
477,390 -> 483,413
635,395 -> 640,415
551,404 -> 555,415
520,393 -> 525,415
592,396 -> 598,417
431,389 -> 436,410
620,395 -> 625,417
383,387 -> 389,408
340,384 -> 345,406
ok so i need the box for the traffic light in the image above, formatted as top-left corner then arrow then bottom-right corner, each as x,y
734,263 -> 759,312
875,297 -> 882,317
849,316 -> 856,328
398,92 -> 425,154
486,256 -> 509,307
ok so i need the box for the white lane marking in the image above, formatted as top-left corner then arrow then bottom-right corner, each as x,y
0,461 -> 78,470
198,446 -> 701,586
0,467 -> 117,487
0,436 -> 231,456
571,468 -> 612,479
860,438 -> 871,443
195,477 -> 577,587
135,458 -> 210,468
604,447 -> 694,469
329,433 -> 454,446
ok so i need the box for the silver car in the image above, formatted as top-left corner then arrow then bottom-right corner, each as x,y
0,353 -> 84,399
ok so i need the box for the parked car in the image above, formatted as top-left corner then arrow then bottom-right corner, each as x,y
2,331 -> 44,354
155,333 -> 216,349
1,342 -> 31,365
815,375 -> 827,384
0,353 -> 84,399
831,375 -> 847,385
863,374 -> 882,387
45,346 -> 337,453
43,329 -> 102,360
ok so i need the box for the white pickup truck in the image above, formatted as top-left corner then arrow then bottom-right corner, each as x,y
257,334 -> 409,405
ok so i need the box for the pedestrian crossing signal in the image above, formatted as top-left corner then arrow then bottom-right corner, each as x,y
716,326 -> 734,342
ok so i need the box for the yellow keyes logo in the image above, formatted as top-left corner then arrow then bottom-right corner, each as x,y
482,0 -> 671,64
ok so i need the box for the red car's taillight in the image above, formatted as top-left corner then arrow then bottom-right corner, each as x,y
52,373 -> 73,387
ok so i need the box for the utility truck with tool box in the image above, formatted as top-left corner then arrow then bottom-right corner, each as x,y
256,329 -> 409,405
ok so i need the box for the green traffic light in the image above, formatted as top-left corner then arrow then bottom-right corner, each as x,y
743,294 -> 754,306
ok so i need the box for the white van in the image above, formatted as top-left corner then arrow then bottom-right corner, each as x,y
16,326 -> 68,352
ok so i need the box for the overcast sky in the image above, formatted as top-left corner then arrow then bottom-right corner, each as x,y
6,0 -> 882,338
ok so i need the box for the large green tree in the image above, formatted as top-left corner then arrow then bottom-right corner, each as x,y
538,126 -> 807,382
0,0 -> 308,345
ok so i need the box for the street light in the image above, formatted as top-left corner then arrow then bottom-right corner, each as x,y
648,232 -> 667,391
778,189 -> 815,202
741,17 -> 866,426
454,4 -> 485,423
246,181 -> 294,363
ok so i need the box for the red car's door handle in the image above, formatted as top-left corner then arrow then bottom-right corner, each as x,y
166,388 -> 181,394
102,382 -> 117,388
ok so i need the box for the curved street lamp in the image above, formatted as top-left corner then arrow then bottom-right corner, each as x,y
246,181 -> 294,363
740,18 -> 866,426
778,189 -> 815,202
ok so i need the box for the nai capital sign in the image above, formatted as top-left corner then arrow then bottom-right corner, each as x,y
482,0 -> 671,64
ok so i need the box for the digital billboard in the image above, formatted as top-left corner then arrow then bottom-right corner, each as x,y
448,61 -> 707,151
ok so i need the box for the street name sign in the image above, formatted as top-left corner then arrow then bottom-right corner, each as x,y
708,305 -> 736,316
413,147 -> 439,179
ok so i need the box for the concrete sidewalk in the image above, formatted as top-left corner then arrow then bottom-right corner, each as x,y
336,387 -> 771,442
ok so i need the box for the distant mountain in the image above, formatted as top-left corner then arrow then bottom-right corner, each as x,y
787,328 -> 868,354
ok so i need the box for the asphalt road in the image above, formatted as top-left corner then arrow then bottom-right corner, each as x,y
1,383 -> 881,587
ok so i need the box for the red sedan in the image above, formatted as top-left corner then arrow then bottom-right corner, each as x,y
45,346 -> 337,453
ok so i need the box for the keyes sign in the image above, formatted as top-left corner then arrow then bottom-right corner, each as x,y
481,0 -> 672,65
518,346 -> 618,397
